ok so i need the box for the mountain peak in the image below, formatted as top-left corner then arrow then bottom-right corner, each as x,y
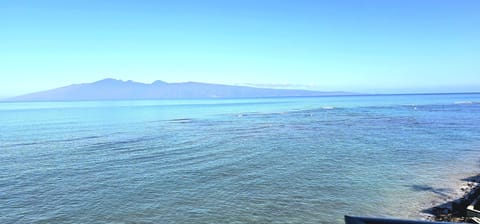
93,78 -> 123,84
152,80 -> 167,85
9,78 -> 351,101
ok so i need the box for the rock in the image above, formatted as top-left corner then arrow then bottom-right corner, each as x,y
451,217 -> 464,222
442,208 -> 450,214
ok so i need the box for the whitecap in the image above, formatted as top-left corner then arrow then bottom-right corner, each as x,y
454,101 -> 473,105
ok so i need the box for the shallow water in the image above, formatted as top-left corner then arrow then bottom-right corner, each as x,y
1,94 -> 480,223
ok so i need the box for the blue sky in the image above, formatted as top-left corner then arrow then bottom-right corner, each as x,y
1,0 -> 479,96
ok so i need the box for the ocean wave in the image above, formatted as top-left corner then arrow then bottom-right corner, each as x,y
454,101 -> 479,105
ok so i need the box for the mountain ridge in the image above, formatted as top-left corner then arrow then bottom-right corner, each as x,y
8,78 -> 353,101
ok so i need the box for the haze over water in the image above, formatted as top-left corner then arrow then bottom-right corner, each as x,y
2,93 -> 480,223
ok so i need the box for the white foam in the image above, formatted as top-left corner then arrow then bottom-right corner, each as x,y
454,101 -> 473,105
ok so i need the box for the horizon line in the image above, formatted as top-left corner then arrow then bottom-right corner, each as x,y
1,92 -> 480,103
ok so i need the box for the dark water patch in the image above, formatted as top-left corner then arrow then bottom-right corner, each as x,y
194,120 -> 234,127
49,135 -> 104,144
462,175 -> 480,183
2,135 -> 104,148
409,184 -> 453,197
89,136 -> 158,148
167,118 -> 194,123
228,124 -> 277,133
234,112 -> 281,119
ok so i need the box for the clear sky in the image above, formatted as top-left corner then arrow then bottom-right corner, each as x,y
1,0 -> 479,97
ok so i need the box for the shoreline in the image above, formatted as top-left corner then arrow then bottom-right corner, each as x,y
422,175 -> 480,222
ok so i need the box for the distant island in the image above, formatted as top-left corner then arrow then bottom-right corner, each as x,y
8,78 -> 352,101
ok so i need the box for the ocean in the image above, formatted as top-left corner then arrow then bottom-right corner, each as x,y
1,93 -> 480,223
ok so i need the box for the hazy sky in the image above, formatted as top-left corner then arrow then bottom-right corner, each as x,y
1,0 -> 479,97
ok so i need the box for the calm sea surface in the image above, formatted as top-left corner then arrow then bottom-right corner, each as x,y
1,94 -> 480,223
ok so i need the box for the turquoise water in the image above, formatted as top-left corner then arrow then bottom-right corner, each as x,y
1,94 -> 480,223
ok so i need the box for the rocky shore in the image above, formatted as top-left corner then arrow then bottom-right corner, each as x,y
424,175 -> 480,223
